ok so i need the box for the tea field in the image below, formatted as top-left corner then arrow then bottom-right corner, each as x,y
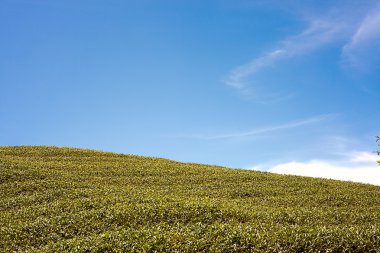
1,146 -> 380,252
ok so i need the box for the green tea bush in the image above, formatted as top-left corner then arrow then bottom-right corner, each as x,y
1,146 -> 380,252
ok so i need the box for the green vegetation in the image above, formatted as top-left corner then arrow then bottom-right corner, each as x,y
1,146 -> 380,252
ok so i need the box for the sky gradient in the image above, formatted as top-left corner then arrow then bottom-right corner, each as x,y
1,0 -> 379,184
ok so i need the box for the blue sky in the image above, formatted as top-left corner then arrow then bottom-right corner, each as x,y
1,0 -> 379,184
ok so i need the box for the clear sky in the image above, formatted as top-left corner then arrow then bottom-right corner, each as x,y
1,0 -> 379,184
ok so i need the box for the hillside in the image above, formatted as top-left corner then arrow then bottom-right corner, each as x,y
1,146 -> 380,252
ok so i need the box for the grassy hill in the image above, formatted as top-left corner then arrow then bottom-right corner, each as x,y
1,146 -> 380,252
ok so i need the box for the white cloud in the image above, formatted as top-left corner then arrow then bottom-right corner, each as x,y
174,114 -> 335,140
208,113 -> 334,140
225,17 -> 347,97
225,1 -> 380,100
351,151 -> 379,162
342,5 -> 380,69
266,151 -> 380,186
225,49 -> 286,90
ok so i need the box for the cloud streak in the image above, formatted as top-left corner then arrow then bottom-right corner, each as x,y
176,114 -> 335,140
225,49 -> 286,90
225,17 -> 347,93
225,1 -> 380,100
342,4 -> 380,69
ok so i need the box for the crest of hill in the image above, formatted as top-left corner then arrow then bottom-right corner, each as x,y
1,146 -> 380,252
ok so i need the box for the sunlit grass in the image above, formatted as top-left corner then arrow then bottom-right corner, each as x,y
1,146 -> 380,252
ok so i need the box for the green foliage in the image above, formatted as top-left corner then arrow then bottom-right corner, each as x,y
1,146 -> 380,252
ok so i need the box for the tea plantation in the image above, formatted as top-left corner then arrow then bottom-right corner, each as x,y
1,146 -> 380,252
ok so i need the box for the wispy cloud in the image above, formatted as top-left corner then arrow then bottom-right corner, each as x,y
225,17 -> 346,97
266,151 -> 380,185
175,114 -> 335,140
225,1 -> 380,100
209,113 -> 334,140
225,49 -> 286,90
342,4 -> 380,69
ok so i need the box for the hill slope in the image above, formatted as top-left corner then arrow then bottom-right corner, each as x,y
1,146 -> 380,252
